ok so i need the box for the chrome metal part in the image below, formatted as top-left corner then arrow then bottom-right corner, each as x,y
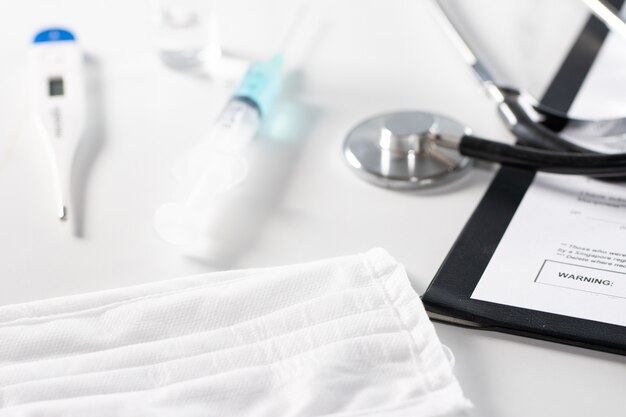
343,111 -> 472,189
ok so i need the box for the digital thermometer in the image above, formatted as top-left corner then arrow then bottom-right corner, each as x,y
29,28 -> 85,221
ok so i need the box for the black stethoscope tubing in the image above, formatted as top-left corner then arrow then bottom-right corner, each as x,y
456,91 -> 626,177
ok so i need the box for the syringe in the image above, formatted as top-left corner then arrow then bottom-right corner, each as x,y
154,54 -> 283,245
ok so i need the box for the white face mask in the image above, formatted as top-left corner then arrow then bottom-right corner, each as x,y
0,248 -> 470,417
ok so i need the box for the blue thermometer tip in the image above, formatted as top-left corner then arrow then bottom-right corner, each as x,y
33,28 -> 76,44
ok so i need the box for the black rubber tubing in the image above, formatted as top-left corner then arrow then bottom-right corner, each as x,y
499,93 -> 626,181
460,135 -> 626,176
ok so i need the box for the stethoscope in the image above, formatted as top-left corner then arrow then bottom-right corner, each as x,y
343,0 -> 626,189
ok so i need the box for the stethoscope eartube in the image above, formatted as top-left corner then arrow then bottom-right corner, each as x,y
343,111 -> 626,190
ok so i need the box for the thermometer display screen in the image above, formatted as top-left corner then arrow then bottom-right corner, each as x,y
49,77 -> 64,96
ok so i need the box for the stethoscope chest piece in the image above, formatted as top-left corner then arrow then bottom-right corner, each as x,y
343,111 -> 473,189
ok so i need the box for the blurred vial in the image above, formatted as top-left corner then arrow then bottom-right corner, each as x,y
154,0 -> 221,71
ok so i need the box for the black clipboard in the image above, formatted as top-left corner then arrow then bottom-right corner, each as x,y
422,1 -> 626,356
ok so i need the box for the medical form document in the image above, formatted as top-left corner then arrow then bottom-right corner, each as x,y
471,16 -> 626,328
471,174 -> 626,327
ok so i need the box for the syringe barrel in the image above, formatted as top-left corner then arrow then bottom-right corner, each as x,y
233,54 -> 283,117
210,98 -> 261,152
207,53 -> 285,153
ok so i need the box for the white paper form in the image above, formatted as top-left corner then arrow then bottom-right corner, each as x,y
471,173 -> 626,327
471,14 -> 626,326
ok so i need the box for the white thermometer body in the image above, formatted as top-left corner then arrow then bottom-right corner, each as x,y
29,28 -> 85,220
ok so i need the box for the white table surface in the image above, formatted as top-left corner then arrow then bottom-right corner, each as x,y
0,0 -> 625,416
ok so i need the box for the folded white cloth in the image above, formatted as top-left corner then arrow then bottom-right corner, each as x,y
0,248 -> 470,417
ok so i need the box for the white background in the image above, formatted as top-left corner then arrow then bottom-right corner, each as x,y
0,0 -> 625,416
